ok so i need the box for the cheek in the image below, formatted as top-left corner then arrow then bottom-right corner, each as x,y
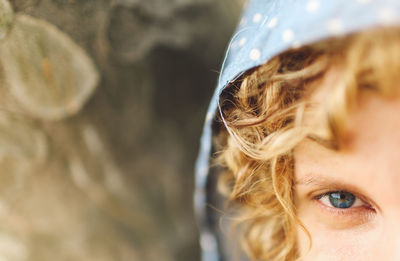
296,210 -> 379,261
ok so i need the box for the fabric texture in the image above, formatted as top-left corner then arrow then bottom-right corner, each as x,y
194,1 -> 400,260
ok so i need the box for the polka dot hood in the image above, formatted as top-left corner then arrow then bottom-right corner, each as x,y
194,0 -> 400,260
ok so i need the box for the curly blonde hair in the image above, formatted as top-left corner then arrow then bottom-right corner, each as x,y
214,27 -> 400,261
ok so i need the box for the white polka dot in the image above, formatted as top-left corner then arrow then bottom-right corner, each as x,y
249,48 -> 261,61
378,7 -> 397,25
239,17 -> 247,26
206,111 -> 213,121
253,13 -> 262,23
239,37 -> 247,46
356,0 -> 373,3
197,165 -> 208,177
200,232 -> 217,251
282,29 -> 294,43
306,0 -> 320,13
230,41 -> 238,49
268,17 -> 278,28
292,41 -> 302,49
327,18 -> 343,35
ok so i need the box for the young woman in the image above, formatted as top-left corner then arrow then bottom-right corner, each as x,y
195,1 -> 400,260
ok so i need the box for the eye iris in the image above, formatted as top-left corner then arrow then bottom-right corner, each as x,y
328,191 -> 356,208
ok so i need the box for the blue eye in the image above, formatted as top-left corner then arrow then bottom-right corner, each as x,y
318,191 -> 368,210
328,191 -> 355,208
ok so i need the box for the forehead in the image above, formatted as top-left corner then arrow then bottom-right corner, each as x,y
295,86 -> 400,205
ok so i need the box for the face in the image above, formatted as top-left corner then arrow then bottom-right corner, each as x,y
294,72 -> 400,260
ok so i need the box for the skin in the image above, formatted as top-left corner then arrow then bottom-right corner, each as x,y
294,73 -> 400,260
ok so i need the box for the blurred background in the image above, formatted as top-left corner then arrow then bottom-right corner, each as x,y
0,0 -> 242,260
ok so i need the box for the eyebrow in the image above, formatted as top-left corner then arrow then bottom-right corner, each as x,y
306,134 -> 338,150
296,174 -> 348,187
295,172 -> 370,196
295,173 -> 377,207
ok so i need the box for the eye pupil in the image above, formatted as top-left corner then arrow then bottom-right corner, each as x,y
329,191 -> 356,208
